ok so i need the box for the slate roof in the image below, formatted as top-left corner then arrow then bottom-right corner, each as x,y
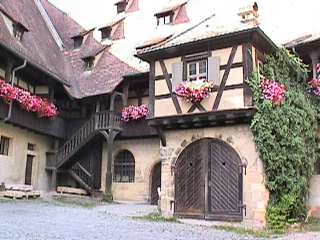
0,0 -> 69,84
136,13 -> 258,55
284,33 -> 320,48
154,0 -> 188,16
0,0 -> 139,99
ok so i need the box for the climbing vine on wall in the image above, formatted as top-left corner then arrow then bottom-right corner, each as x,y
248,49 -> 318,230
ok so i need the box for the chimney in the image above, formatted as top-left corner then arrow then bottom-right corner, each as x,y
238,2 -> 260,26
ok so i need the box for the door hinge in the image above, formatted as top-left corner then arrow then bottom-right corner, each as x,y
239,158 -> 248,175
239,203 -> 247,216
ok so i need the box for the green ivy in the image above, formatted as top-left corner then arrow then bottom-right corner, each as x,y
248,49 -> 318,229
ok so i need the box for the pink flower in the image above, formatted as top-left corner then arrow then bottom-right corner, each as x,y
261,79 -> 286,105
0,78 -> 58,118
121,104 -> 149,122
175,80 -> 214,103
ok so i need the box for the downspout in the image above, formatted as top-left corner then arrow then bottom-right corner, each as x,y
4,59 -> 27,122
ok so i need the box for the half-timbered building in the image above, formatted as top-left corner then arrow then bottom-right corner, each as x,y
3,0 -> 316,228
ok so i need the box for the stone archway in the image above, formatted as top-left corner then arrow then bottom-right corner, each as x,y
174,138 -> 243,221
150,162 -> 161,205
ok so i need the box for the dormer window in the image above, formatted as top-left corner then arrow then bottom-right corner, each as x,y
73,36 -> 83,49
13,23 -> 25,41
100,27 -> 112,41
84,57 -> 95,71
156,13 -> 173,26
115,0 -> 127,14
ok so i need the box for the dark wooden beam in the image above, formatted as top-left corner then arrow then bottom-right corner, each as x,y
213,46 -> 238,110
149,61 -> 155,117
159,60 -> 182,114
242,43 -> 254,106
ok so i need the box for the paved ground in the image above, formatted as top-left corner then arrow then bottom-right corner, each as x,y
0,199 -> 319,240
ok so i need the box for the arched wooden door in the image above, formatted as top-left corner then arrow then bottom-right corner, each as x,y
150,162 -> 161,205
207,139 -> 243,221
174,139 -> 243,221
175,140 -> 206,218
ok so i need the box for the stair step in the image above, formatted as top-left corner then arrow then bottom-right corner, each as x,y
56,186 -> 88,196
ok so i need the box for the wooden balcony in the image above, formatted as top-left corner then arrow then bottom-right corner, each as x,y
0,100 -> 66,139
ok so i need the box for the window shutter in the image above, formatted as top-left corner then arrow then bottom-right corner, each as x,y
208,57 -> 220,86
172,62 -> 183,90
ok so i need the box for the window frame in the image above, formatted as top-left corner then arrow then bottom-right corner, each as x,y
156,13 -> 173,26
0,136 -> 10,156
113,150 -> 135,183
84,57 -> 95,71
186,59 -> 208,81
182,51 -> 211,82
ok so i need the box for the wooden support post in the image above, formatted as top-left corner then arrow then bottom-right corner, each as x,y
51,169 -> 57,191
310,52 -> 319,79
149,61 -> 155,117
100,130 -> 119,194
5,59 -> 14,83
122,83 -> 129,107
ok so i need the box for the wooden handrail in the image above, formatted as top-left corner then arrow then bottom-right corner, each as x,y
55,111 -> 122,168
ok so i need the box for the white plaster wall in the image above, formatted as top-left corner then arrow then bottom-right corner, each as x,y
308,175 -> 320,216
0,122 -> 52,191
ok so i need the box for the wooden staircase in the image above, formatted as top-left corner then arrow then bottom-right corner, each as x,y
46,111 -> 122,194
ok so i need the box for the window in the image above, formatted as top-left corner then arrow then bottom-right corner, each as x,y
113,150 -> 135,182
157,13 -> 173,26
73,36 -> 84,49
83,57 -> 95,71
100,27 -> 112,41
0,136 -> 10,156
187,60 -> 207,81
116,1 -> 127,13
13,24 -> 24,41
27,143 -> 36,151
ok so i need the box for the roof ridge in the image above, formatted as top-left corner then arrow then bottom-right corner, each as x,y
34,0 -> 64,50
153,12 -> 216,50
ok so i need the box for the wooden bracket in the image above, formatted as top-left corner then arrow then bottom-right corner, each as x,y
156,127 -> 166,147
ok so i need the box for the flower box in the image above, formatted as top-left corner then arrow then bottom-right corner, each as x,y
175,80 -> 215,103
121,104 -> 149,122
0,79 -> 58,118
261,79 -> 286,105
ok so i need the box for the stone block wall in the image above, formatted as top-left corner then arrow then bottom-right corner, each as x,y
159,124 -> 269,228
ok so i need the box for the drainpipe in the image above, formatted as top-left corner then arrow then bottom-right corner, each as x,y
4,60 -> 27,122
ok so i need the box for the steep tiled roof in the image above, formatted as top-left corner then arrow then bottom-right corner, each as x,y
0,0 -> 69,84
0,0 -> 140,99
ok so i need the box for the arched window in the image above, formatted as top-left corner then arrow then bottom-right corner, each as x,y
113,150 -> 135,182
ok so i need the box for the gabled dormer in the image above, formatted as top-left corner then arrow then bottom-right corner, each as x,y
155,0 -> 189,26
99,15 -> 126,42
115,0 -> 127,14
115,0 -> 139,14
0,8 -> 29,41
71,28 -> 95,50
81,46 -> 108,72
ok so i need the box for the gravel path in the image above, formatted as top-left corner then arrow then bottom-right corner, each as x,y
0,199 -> 319,240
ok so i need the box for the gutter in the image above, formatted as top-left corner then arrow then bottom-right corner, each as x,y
4,59 -> 27,122
0,42 -> 70,86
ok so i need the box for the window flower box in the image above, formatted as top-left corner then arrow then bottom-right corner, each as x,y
175,80 -> 215,103
121,104 -> 149,122
0,79 -> 58,118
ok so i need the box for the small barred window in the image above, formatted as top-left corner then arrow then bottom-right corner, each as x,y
113,150 -> 135,182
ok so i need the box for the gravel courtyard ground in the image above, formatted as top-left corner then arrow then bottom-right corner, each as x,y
0,199 -> 319,240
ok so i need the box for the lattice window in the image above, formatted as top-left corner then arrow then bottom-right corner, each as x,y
0,136 -> 10,156
113,150 -> 135,182
187,60 -> 208,81
157,13 -> 173,26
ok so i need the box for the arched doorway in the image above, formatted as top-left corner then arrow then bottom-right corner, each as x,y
174,138 -> 243,221
150,162 -> 161,205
